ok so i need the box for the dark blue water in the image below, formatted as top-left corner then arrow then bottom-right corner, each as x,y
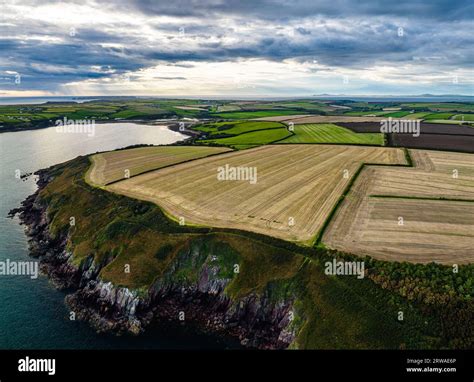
0,97 -> 101,105
0,123 -> 238,349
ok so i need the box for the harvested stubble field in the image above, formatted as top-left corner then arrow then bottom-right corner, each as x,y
86,146 -> 231,186
105,144 -> 406,244
323,149 -> 474,263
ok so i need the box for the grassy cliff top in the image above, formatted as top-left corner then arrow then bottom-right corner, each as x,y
34,151 -> 474,349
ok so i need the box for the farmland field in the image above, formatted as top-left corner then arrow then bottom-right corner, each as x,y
344,111 -> 389,116
382,111 -> 412,118
404,112 -> 431,120
400,103 -> 474,112
254,115 -> 387,124
199,127 -> 291,147
280,123 -> 383,145
212,110 -> 307,119
105,144 -> 406,243
422,113 -> 454,120
335,122 -> 474,153
193,121 -> 285,136
216,105 -> 241,112
452,114 -> 474,121
323,149 -> 474,263
390,134 -> 474,153
338,122 -> 474,136
86,146 -> 231,186
427,119 -> 472,125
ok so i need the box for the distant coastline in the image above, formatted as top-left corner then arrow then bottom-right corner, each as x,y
2,94 -> 473,106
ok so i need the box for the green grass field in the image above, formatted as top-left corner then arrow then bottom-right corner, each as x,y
193,121 -> 285,137
405,112 -> 431,120
280,124 -> 384,145
383,111 -> 411,118
212,110 -> 307,119
344,111 -> 387,116
423,113 -> 455,120
452,114 -> 474,121
199,127 -> 291,147
427,119 -> 473,125
401,103 -> 474,112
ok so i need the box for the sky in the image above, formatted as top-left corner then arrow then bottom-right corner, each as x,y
0,0 -> 473,97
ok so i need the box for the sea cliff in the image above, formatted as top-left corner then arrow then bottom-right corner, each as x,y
10,169 -> 297,348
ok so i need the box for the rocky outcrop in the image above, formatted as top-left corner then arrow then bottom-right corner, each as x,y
9,169 -> 298,349
149,265 -> 296,349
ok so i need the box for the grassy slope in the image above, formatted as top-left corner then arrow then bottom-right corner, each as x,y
280,123 -> 383,145
35,154 -> 474,349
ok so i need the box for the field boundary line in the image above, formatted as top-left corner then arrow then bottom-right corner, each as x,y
100,148 -> 236,186
198,122 -> 287,136
368,195 -> 474,203
314,148 -> 414,247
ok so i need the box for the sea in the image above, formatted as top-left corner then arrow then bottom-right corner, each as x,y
0,122 -> 240,349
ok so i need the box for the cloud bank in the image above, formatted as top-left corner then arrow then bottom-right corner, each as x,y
1,0 -> 472,96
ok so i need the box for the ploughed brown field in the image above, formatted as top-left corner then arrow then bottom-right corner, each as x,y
105,144 -> 406,244
390,134 -> 474,154
337,122 -> 474,153
323,149 -> 474,264
86,146 -> 232,186
337,122 -> 474,136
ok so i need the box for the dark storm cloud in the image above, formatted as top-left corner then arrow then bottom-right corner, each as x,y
127,0 -> 473,21
1,0 -> 472,93
1,38 -> 146,90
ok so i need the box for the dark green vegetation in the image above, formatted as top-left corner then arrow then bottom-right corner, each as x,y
38,155 -> 474,349
198,127 -> 291,148
192,120 -> 285,137
190,120 -> 291,149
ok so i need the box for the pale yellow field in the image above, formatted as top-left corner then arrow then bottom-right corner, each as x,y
323,150 -> 474,264
86,146 -> 231,186
253,115 -> 387,124
107,144 -> 406,244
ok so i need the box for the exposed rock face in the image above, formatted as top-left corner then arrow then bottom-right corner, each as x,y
10,169 -> 297,349
149,267 -> 296,349
66,280 -> 149,336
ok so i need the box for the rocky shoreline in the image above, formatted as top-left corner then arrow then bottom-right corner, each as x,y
9,169 -> 297,349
